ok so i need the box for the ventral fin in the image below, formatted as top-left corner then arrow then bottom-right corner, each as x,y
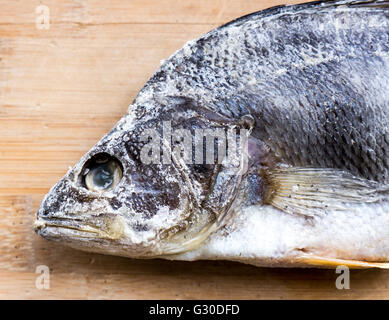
297,253 -> 389,269
262,167 -> 389,218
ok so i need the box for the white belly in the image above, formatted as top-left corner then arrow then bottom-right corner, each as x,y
169,202 -> 389,267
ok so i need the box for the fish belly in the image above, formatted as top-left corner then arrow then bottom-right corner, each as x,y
169,202 -> 389,267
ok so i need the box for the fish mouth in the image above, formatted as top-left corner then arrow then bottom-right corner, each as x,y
34,215 -> 125,241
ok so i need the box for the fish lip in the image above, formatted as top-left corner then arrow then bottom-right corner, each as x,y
34,215 -> 124,240
35,218 -> 98,234
34,218 -> 102,241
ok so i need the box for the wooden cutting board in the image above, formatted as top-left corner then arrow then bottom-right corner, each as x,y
1,0 -> 388,299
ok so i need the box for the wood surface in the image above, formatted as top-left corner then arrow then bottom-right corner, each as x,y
1,0 -> 389,300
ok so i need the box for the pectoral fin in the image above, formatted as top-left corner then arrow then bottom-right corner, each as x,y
262,167 -> 389,218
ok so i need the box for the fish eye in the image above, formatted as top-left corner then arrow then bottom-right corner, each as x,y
81,153 -> 123,192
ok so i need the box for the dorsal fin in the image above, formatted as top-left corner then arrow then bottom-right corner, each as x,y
315,0 -> 389,8
347,0 -> 389,8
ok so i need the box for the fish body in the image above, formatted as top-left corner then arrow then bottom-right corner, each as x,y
35,0 -> 389,268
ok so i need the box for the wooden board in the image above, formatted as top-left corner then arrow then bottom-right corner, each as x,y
1,0 -> 389,300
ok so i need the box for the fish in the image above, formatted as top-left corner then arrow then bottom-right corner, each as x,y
34,0 -> 389,268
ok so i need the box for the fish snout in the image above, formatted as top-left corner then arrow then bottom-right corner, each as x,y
35,209 -> 126,242
34,172 -> 126,241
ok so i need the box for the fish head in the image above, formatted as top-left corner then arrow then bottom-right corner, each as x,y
34,97 -> 252,257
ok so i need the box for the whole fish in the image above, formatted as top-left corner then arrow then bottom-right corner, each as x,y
35,0 -> 389,268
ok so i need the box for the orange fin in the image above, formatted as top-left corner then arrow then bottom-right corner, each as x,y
297,254 -> 389,269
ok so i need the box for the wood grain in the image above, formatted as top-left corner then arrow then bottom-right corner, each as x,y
1,0 -> 389,300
